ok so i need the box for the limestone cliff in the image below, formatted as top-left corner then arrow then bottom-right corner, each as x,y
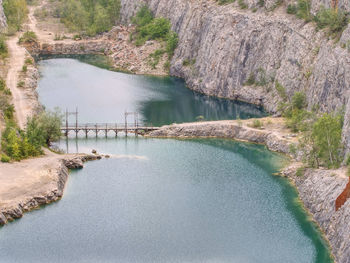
0,0 -> 7,30
120,0 -> 350,155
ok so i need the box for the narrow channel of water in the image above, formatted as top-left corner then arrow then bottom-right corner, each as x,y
0,58 -> 333,263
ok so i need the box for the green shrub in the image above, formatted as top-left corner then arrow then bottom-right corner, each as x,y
136,17 -> 171,46
166,31 -> 178,57
4,104 -> 14,119
3,0 -> 28,32
58,0 -> 121,36
17,81 -> 25,88
314,7 -> 348,39
3,88 -> 12,96
196,115 -> 205,122
292,92 -> 307,110
132,6 -> 178,58
25,58 -> 33,64
183,59 -> 196,66
244,73 -> 256,86
275,81 -> 287,101
0,35 -> 8,58
285,109 -> 311,132
251,119 -> 263,128
296,0 -> 312,22
148,49 -> 165,69
22,65 -> 27,73
164,61 -> 170,71
19,31 -> 38,44
311,113 -> 343,168
238,0 -> 248,9
131,5 -> 153,27
1,154 -> 11,163
296,166 -> 305,177
1,109 -> 63,161
287,4 -> 297,14
216,0 -> 235,4
0,78 -> 6,91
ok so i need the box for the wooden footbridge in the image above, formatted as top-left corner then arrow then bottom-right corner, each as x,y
61,109 -> 159,137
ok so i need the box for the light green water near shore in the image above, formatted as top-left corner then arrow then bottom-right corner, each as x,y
0,58 -> 333,263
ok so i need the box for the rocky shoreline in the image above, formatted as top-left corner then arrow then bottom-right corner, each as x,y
149,120 -> 350,263
0,154 -> 102,226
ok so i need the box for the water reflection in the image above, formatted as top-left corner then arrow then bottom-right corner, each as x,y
37,57 -> 266,126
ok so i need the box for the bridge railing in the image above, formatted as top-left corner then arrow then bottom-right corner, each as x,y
60,123 -> 156,129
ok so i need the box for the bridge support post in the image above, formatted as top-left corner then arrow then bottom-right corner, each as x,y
65,109 -> 68,137
125,112 -> 128,136
95,124 -> 98,138
75,108 -> 78,138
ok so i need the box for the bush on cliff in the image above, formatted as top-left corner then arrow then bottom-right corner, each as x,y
131,6 -> 178,57
314,7 -> 348,39
278,91 -> 344,168
18,31 -> 38,44
299,112 -> 343,168
3,0 -> 28,33
57,0 -> 121,36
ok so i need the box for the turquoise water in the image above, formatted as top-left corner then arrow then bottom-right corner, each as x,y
0,58 -> 332,263
37,58 -> 266,125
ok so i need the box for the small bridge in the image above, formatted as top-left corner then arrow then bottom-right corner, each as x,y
62,109 -> 159,137
61,123 -> 158,137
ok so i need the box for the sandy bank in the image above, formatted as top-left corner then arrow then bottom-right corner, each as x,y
0,151 -> 102,226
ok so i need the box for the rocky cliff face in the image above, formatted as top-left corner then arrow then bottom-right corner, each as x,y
120,0 -> 350,154
283,165 -> 350,263
0,0 -> 7,31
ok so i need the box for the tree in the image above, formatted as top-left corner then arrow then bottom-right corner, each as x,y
3,0 -> 28,32
311,113 -> 343,168
27,108 -> 63,146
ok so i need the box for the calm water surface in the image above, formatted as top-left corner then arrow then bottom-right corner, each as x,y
37,58 -> 266,125
0,58 -> 332,263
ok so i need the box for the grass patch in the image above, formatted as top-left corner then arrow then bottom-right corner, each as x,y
314,7 -> 348,39
238,0 -> 248,9
216,0 -> 235,4
19,31 -> 38,44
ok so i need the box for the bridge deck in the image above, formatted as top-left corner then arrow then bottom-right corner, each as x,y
61,123 -> 159,136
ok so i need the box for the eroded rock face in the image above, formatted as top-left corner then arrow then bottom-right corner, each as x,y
283,166 -> 350,263
120,0 -> 350,154
0,0 -> 7,31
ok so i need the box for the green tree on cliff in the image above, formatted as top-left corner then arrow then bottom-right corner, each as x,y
3,0 -> 28,33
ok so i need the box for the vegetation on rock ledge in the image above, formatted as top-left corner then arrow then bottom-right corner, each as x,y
131,6 -> 179,70
277,86 -> 344,168
1,101 -> 63,162
56,0 -> 121,36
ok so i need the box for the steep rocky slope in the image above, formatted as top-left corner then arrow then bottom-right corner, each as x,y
0,0 -> 6,30
120,0 -> 350,154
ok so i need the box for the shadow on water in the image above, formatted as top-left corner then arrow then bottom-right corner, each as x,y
137,76 -> 267,126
